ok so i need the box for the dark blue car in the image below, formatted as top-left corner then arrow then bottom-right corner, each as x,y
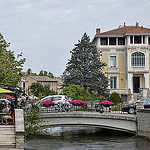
122,98 -> 150,114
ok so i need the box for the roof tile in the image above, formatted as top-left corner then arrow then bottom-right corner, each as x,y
97,26 -> 150,35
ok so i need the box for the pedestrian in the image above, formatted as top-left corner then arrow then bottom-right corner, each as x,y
109,105 -> 111,112
2,103 -> 14,124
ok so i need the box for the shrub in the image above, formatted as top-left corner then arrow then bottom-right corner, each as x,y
24,103 -> 47,140
109,92 -> 122,105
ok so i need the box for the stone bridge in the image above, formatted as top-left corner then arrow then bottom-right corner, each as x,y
40,112 -> 137,134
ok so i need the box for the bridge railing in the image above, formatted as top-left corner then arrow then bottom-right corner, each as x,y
39,101 -> 128,115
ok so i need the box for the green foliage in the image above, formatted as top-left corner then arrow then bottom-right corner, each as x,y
111,105 -> 121,111
63,33 -> 108,95
29,83 -> 43,97
0,33 -> 26,85
99,95 -> 106,102
63,84 -> 107,101
109,92 -> 123,105
24,103 -> 46,140
26,68 -> 38,76
29,83 -> 56,97
63,84 -> 90,100
39,70 -> 54,78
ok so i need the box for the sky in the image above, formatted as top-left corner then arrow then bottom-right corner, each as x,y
0,0 -> 150,77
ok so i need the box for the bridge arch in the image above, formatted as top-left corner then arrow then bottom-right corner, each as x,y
40,112 -> 137,134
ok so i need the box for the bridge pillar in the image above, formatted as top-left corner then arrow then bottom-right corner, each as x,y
15,109 -> 24,149
136,103 -> 150,139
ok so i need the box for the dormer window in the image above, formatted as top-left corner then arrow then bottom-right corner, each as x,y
131,52 -> 145,66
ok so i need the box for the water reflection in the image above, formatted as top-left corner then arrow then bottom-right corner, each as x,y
25,126 -> 150,150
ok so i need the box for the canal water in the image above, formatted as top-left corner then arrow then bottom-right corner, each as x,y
25,126 -> 150,150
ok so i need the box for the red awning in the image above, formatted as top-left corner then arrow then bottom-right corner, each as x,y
6,94 -> 15,99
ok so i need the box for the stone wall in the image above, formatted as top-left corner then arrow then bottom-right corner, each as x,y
137,109 -> 150,139
15,109 -> 24,149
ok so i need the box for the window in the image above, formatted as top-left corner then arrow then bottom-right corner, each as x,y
52,96 -> 62,101
131,52 -> 145,66
143,36 -> 145,44
130,36 -> 133,44
101,38 -> 108,45
109,38 -> 116,45
51,82 -> 54,85
23,83 -> 25,89
110,56 -> 116,67
118,37 -> 125,45
148,37 -> 150,45
45,82 -> 50,86
110,77 -> 117,89
134,36 -> 141,44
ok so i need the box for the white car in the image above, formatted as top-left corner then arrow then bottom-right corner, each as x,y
0,99 -> 11,105
39,95 -> 70,105
37,95 -> 72,111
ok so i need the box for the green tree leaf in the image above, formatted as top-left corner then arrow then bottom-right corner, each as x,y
63,33 -> 108,96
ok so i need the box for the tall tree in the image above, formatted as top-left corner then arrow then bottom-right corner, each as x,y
63,33 -> 108,95
43,71 -> 48,76
0,33 -> 26,86
48,72 -> 54,78
39,70 -> 44,76
26,68 -> 32,75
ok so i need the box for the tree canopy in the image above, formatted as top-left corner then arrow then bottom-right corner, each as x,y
63,33 -> 108,95
0,33 -> 26,86
25,69 -> 54,78
39,70 -> 54,78
63,84 -> 90,100
29,82 -> 56,97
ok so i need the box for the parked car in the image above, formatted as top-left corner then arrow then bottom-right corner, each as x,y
0,99 -> 11,105
122,98 -> 150,114
36,95 -> 72,111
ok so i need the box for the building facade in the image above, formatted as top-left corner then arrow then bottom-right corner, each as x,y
20,76 -> 59,95
92,23 -> 150,101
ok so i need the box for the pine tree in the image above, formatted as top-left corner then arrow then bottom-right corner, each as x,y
63,33 -> 108,95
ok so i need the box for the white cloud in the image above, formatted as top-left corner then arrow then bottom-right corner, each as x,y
0,0 -> 150,76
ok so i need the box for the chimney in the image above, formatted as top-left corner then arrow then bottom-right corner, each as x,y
96,28 -> 100,34
136,22 -> 139,27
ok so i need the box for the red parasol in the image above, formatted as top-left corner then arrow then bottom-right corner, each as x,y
100,100 -> 114,106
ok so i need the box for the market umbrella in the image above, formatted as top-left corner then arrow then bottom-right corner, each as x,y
100,100 -> 114,106
0,88 -> 14,94
100,100 -> 114,113
6,94 -> 15,100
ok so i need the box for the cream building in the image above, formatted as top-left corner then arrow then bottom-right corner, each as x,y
92,23 -> 150,101
20,76 -> 59,95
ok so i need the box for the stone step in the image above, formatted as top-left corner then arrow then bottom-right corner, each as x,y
0,125 -> 16,148
0,125 -> 15,134
0,142 -> 15,147
0,135 -> 15,142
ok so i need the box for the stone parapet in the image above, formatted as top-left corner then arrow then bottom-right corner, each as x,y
137,109 -> 150,139
15,109 -> 24,149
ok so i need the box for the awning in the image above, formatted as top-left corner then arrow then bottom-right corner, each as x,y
0,88 -> 14,94
6,94 -> 15,99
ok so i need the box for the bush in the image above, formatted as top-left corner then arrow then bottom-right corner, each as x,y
112,105 -> 120,111
24,103 -> 47,140
109,92 -> 122,105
